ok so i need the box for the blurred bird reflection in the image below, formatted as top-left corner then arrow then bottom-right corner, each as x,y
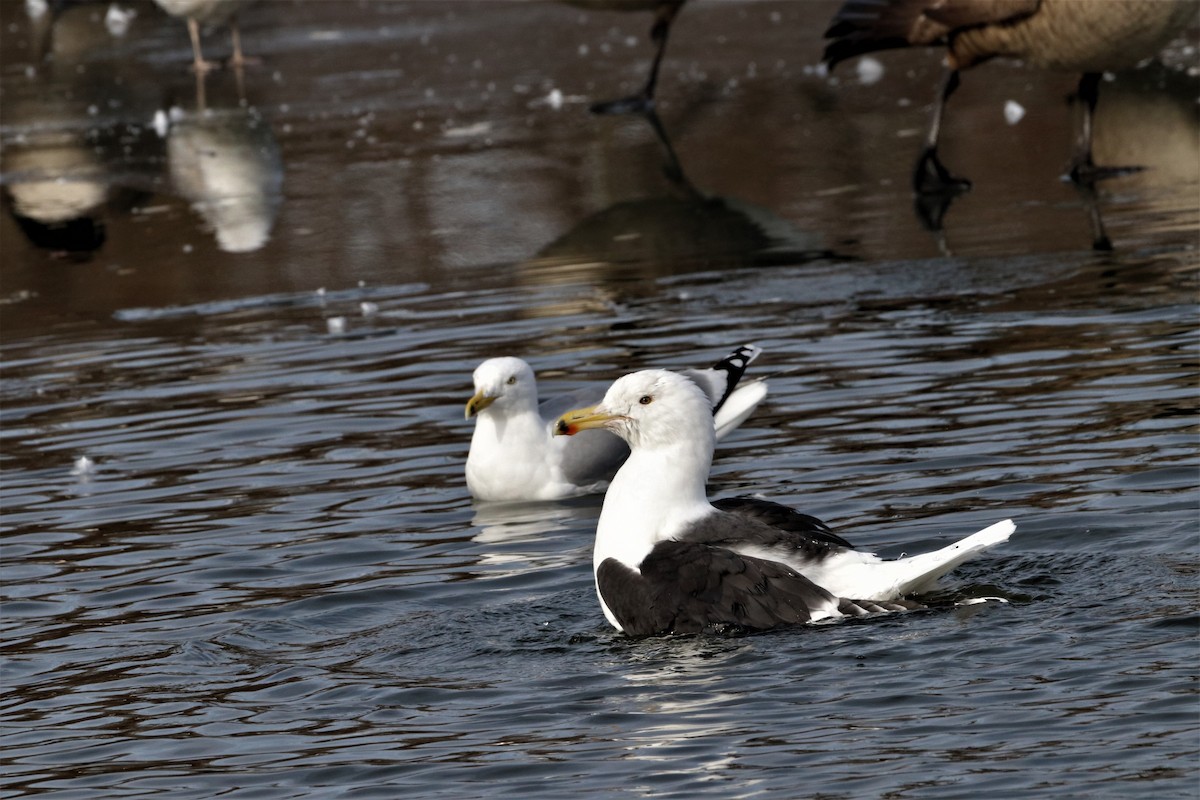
521,110 -> 830,292
166,104 -> 283,253
2,1 -> 160,258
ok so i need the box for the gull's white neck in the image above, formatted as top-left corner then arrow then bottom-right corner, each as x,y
471,401 -> 545,448
467,401 -> 560,500
593,438 -> 714,574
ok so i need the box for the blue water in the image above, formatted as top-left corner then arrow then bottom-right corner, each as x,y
2,2 -> 1197,798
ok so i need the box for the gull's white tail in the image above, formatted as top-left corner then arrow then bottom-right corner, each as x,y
795,519 -> 1014,602
714,380 -> 768,440
886,519 -> 1015,598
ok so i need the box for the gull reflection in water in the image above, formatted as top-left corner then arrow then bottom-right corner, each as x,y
471,500 -> 594,544
166,104 -> 283,253
469,500 -> 597,577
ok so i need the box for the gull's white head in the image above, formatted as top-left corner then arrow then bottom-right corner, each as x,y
465,357 -> 538,419
556,369 -> 714,451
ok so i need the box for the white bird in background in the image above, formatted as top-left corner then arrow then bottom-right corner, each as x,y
465,345 -> 767,503
555,369 -> 1013,636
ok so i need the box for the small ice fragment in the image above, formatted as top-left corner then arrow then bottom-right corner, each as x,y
360,301 -> 378,316
71,456 -> 94,476
151,109 -> 169,137
327,316 -> 346,334
1004,99 -> 1025,125
105,4 -> 136,36
856,56 -> 884,85
315,287 -> 326,296
443,121 -> 492,137
168,106 -> 185,123
528,88 -> 579,110
357,280 -> 366,288
25,0 -> 48,19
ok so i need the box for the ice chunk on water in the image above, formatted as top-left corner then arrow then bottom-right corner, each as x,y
856,57 -> 884,85
106,4 -> 136,36
152,109 -> 170,137
1004,100 -> 1025,125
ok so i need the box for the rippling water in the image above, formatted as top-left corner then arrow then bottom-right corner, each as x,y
3,1 -> 1198,798
5,250 -> 1197,798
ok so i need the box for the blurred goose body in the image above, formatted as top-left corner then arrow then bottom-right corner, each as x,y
824,0 -> 1199,187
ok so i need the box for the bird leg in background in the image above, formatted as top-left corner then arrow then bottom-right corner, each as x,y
227,17 -> 261,70
912,190 -> 957,259
1067,71 -> 1102,181
1073,175 -> 1114,252
913,68 -> 972,196
1066,71 -> 1143,185
230,19 -> 247,66
186,17 -> 220,74
910,68 -> 971,255
193,65 -> 207,112
639,5 -> 678,103
640,109 -> 703,200
229,19 -> 249,103
590,2 -> 682,115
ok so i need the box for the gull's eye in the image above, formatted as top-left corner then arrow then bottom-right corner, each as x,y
506,376 -> 517,385
638,395 -> 652,405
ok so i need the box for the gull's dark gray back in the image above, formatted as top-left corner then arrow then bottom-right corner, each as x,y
598,540 -> 838,636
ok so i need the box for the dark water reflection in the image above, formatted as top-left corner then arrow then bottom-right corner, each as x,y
2,1 -> 1198,798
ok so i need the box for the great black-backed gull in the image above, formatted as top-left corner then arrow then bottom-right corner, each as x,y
555,368 -> 1013,636
464,346 -> 767,502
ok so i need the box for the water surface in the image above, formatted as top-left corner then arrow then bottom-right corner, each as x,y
2,2 -> 1198,798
